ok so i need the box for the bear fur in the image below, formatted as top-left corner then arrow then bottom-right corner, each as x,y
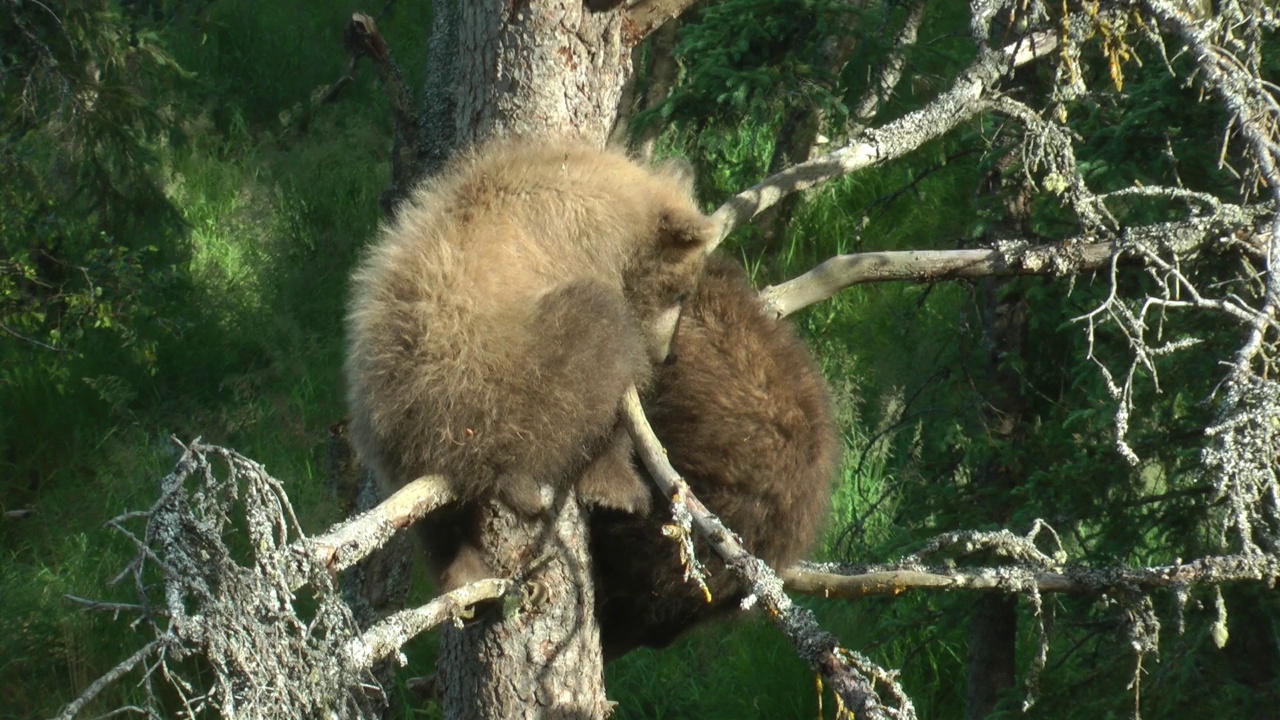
589,253 -> 841,661
344,138 -> 717,590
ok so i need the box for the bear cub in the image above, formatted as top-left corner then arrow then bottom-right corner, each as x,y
590,253 -> 841,661
344,138 -> 717,590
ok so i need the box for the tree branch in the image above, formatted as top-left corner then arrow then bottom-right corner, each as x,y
621,387 -> 916,720
345,578 -> 514,669
759,207 -> 1274,318
344,11 -> 422,213
54,640 -> 170,720
63,594 -> 165,616
708,30 -> 1061,244
848,0 -> 926,135
622,0 -> 699,46
278,474 -> 453,591
784,552 -> 1280,599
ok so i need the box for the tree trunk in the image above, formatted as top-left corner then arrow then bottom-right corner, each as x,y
421,3 -> 636,718
966,594 -> 1018,720
964,280 -> 1026,719
453,2 -> 630,142
436,497 -> 609,720
965,157 -> 1032,717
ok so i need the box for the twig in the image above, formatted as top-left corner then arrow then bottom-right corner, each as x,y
64,594 -> 166,616
55,640 -> 168,720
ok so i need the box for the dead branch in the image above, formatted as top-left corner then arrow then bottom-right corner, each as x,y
622,0 -> 700,46
708,29 -> 1061,244
621,386 -> 916,720
346,578 -> 513,669
63,594 -> 165,617
762,241 -> 1114,318
279,474 -> 452,591
54,441 -> 520,720
848,0 -> 926,135
784,553 -> 1280,600
344,11 -> 421,213
754,0 -> 881,249
1130,0 -> 1280,562
57,442 -> 457,720
286,0 -> 399,133
54,640 -> 170,720
760,203 -> 1273,317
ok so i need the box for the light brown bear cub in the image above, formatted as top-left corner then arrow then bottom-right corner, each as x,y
345,139 -> 716,590
590,253 -> 841,660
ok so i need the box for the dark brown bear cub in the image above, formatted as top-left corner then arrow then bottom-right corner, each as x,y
344,139 -> 717,591
590,253 -> 841,660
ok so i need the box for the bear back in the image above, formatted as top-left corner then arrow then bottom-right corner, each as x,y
344,138 -> 718,588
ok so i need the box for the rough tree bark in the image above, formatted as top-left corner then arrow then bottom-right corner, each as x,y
421,3 -> 640,718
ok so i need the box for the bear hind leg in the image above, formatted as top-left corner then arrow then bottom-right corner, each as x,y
495,279 -> 652,515
576,425 -> 652,514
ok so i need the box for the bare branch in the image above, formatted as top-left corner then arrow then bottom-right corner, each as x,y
64,594 -> 165,617
761,241 -> 1113,318
848,0 -> 927,134
621,387 -> 916,720
278,474 -> 452,591
285,0 -> 399,133
760,205 -> 1272,318
708,30 -> 1061,244
1135,1 -> 1280,556
345,578 -> 514,669
785,552 -> 1280,600
622,0 -> 699,46
70,441 -> 391,719
55,640 -> 169,720
344,11 -> 421,213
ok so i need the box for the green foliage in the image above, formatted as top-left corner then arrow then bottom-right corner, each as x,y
0,1 -> 419,716
1,0 -> 191,502
0,152 -> 170,372
661,0 -> 856,122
